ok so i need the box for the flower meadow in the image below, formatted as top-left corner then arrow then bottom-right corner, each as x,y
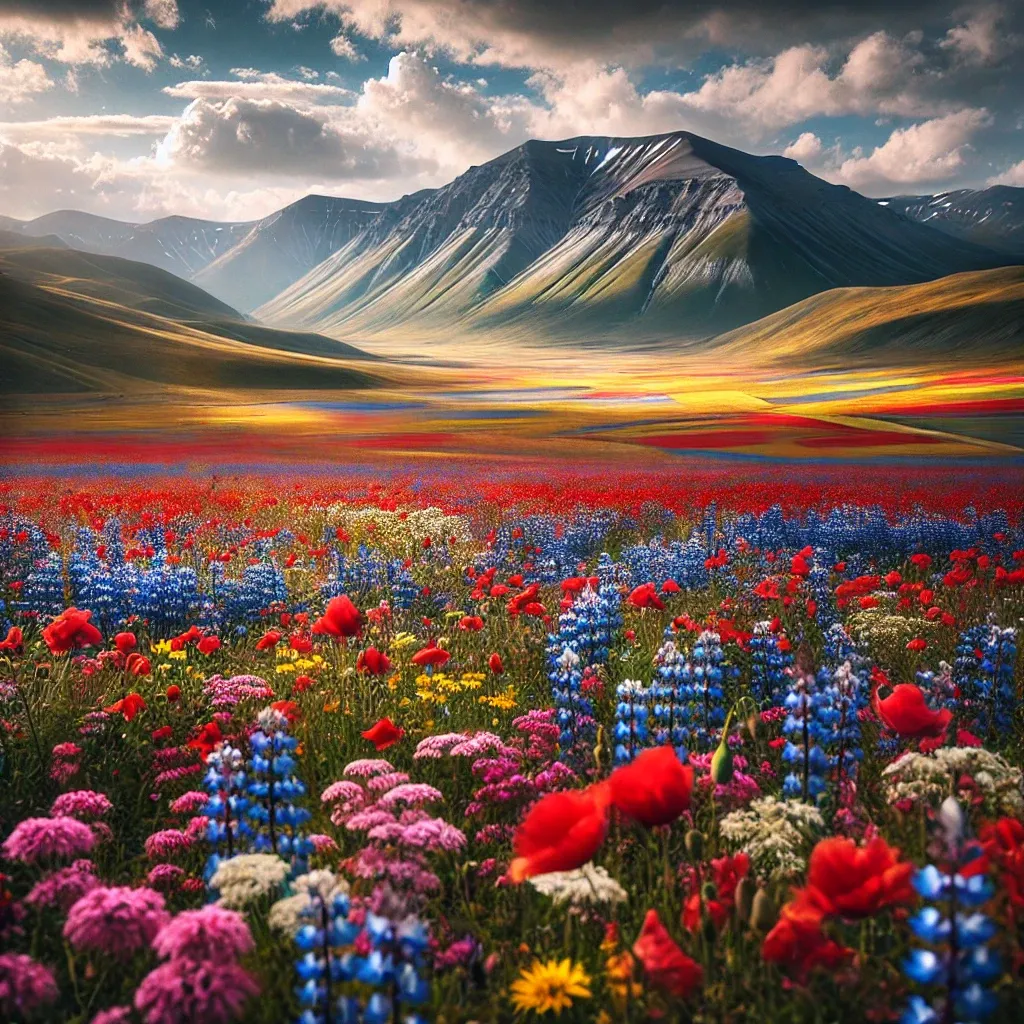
0,468 -> 1023,1024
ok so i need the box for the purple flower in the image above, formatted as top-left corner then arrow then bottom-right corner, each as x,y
135,959 -> 258,1024
25,860 -> 98,911
153,906 -> 253,964
2,817 -> 95,865
64,886 -> 170,959
50,790 -> 113,821
0,953 -> 59,1018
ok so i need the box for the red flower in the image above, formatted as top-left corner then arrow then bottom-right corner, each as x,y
632,909 -> 703,999
458,615 -> 484,632
289,633 -> 313,654
790,554 -> 810,576
197,635 -> 221,655
292,674 -> 314,693
126,653 -> 151,676
43,607 -> 103,655
104,692 -> 147,723
762,897 -> 852,979
488,652 -> 504,675
627,583 -> 665,611
255,629 -> 283,651
356,647 -> 392,676
980,817 -> 1024,909
906,638 -> 927,652
872,681 -> 952,739
0,626 -> 23,652
411,644 -> 450,669
312,595 -> 363,639
509,785 -> 611,883
362,717 -> 404,751
271,700 -> 301,723
151,725 -> 173,743
113,632 -> 137,655
801,836 -> 915,920
165,684 -> 181,703
661,579 -> 681,594
607,746 -> 693,827
911,553 -> 933,570
188,721 -> 223,759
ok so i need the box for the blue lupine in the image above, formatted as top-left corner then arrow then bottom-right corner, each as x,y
202,741 -> 252,881
651,638 -> 690,758
681,629 -> 734,752
902,798 -> 1000,1024
782,670 -> 829,803
954,624 -> 1017,739
613,680 -> 651,764
749,622 -> 791,708
817,661 -> 866,794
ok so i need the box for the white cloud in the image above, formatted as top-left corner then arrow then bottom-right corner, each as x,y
169,53 -> 205,70
120,23 -> 163,71
0,43 -> 52,103
0,113 -> 176,138
329,32 -> 363,61
165,72 -> 353,103
941,4 -> 1019,65
144,0 -> 180,31
989,159 -> 1024,186
783,131 -> 823,163
829,109 -> 993,193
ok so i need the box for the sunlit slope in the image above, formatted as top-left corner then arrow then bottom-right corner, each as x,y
707,267 -> 1024,365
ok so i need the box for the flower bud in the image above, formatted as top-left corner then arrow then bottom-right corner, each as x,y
685,829 -> 704,860
734,876 -> 756,922
710,737 -> 734,784
701,881 -> 718,902
749,889 -> 777,932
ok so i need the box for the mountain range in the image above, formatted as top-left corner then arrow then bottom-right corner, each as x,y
2,130 -> 1023,363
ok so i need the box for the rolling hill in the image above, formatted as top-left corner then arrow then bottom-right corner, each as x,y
255,132 -> 1013,345
881,186 -> 1024,257
708,266 -> 1024,366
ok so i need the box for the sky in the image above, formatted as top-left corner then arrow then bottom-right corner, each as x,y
0,0 -> 1022,223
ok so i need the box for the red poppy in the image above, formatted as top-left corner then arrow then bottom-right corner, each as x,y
289,633 -> 313,654
762,896 -> 852,979
607,746 -> 694,827
458,615 -> 484,631
43,608 -> 103,655
632,909 -> 703,999
980,817 -> 1024,909
173,625 -> 203,648
411,644 -> 450,669
661,579 -> 681,594
911,553 -> 933,570
292,674 -> 314,693
488,652 -> 504,675
362,717 -> 405,751
682,852 -> 751,931
197,635 -> 221,655
312,595 -> 363,640
104,692 -> 147,723
271,700 -> 301,723
151,725 -> 173,743
126,653 -> 151,676
790,554 -> 810,576
0,626 -> 23,652
801,836 -> 915,920
356,647 -> 392,676
906,638 -> 927,652
627,583 -> 665,611
188,721 -> 223,759
872,682 -> 952,739
509,785 -> 611,883
255,629 -> 283,651
165,684 -> 181,703
113,632 -> 137,655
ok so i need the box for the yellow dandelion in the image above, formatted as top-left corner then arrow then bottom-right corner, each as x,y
168,649 -> 187,662
510,959 -> 591,1016
152,639 -> 171,655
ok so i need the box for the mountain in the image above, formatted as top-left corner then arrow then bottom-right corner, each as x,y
881,186 -> 1024,257
255,132 -> 1013,345
191,195 -> 387,313
0,238 -> 384,396
710,266 -> 1024,366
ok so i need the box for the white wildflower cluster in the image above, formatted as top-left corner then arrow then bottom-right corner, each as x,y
719,797 -> 825,881
846,611 -> 938,660
882,747 -> 1024,817
528,863 -> 628,907
326,505 -> 472,548
269,869 -> 350,934
210,853 -> 291,909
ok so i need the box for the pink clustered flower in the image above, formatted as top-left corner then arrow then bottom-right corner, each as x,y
50,742 -> 83,784
366,771 -> 411,793
144,830 -> 192,860
26,859 -> 99,911
449,732 -> 518,758
0,953 -> 59,1018
50,790 -> 113,821
308,834 -> 338,853
203,674 -> 274,708
344,808 -> 397,832
91,1007 -> 132,1024
399,818 -> 467,852
64,886 -> 170,959
2,816 -> 95,865
342,758 -> 394,778
134,960 -> 258,1024
412,733 -> 469,759
169,791 -> 209,815
147,864 -> 186,890
377,783 -> 444,810
152,905 -> 254,964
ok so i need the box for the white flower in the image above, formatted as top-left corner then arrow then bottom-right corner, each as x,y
210,854 -> 290,908
270,869 -> 350,933
528,863 -> 627,906
719,797 -> 825,881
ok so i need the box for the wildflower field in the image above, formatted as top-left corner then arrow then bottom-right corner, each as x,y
1,465 -> 1023,1024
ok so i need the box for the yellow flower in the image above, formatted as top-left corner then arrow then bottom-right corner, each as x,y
479,685 -> 517,710
604,952 -> 641,1008
323,700 -> 340,713
168,649 -> 187,661
392,632 -> 418,649
275,663 -> 296,674
510,959 -> 591,1016
152,639 -> 172,655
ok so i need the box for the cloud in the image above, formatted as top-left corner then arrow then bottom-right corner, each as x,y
169,52 -> 204,70
164,71 -> 353,103
783,131 -> 823,163
0,42 -> 52,103
829,108 -> 993,193
0,0 -> 179,66
0,112 -> 175,137
329,32 -> 362,60
941,4 -> 1019,66
989,159 -> 1024,186
154,95 -> 417,179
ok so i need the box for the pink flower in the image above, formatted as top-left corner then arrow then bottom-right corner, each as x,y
169,792 -> 209,815
0,953 -> 59,1018
50,791 -> 113,821
377,783 -> 444,810
399,818 -> 467,852
144,830 -> 192,860
308,834 -> 338,853
64,886 -> 169,959
147,865 -> 186,890
412,733 -> 469,759
342,758 -> 394,778
91,1008 -> 132,1024
2,816 -> 95,864
344,809 -> 397,832
152,906 -> 253,964
366,771 -> 411,793
135,960 -> 258,1024
320,780 -> 366,806
26,859 -> 99,911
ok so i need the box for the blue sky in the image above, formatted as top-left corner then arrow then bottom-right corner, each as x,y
0,0 -> 1021,221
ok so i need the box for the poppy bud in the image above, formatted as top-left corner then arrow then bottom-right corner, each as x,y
684,829 -> 704,860
750,889 -> 777,932
701,881 -> 718,902
710,737 -> 734,784
165,684 -> 181,703
734,877 -> 756,922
